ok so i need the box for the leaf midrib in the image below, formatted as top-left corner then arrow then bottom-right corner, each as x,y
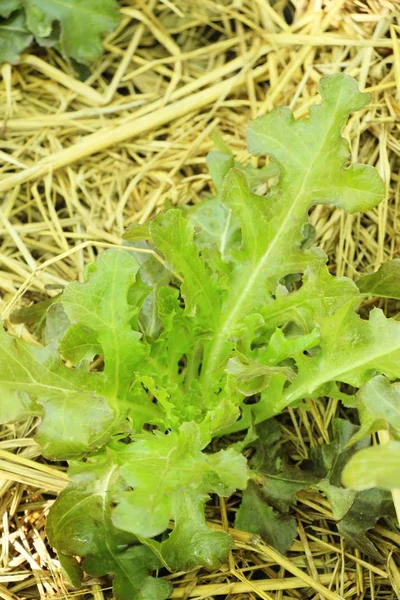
202,90 -> 343,381
285,330 -> 400,405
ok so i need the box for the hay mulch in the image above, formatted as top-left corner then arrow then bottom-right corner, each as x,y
1,0 -> 400,598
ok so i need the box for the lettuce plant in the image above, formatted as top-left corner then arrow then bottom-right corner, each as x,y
0,0 -> 120,65
2,73 -> 399,598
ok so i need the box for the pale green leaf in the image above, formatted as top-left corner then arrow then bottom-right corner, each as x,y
248,74 -> 384,213
201,74 -> 384,382
144,492 -> 234,571
0,325 -> 114,458
150,210 -> 219,324
357,259 -> 400,300
226,354 -> 295,395
350,376 -> 400,443
61,250 -> 148,400
112,422 -> 248,539
262,263 -> 359,332
36,391 -> 114,459
284,307 -> 400,410
0,1 -> 22,18
342,442 -> 400,491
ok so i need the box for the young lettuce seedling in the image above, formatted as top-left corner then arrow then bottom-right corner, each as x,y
2,74 -> 398,599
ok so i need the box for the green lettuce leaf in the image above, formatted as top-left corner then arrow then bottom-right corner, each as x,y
262,263 -> 359,332
47,454 -> 172,600
200,74 -> 385,383
342,442 -> 400,491
0,11 -> 33,63
112,422 -> 248,538
61,249 -> 149,400
0,325 -> 114,459
279,306 -> 400,417
150,210 -> 220,324
0,1 -> 22,19
24,0 -> 120,65
357,259 -> 400,300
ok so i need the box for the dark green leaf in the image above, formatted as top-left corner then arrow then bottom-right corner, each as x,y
235,481 -> 297,554
338,489 -> 394,562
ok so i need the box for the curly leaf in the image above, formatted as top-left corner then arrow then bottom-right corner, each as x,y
0,326 -> 114,459
284,307 -> 400,410
112,422 -> 248,545
142,492 -> 234,572
201,74 -> 384,381
262,263 -> 359,332
47,455 -> 172,600
61,250 -> 148,400
150,210 -> 220,324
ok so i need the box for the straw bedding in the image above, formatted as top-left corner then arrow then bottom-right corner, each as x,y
0,1 -> 399,598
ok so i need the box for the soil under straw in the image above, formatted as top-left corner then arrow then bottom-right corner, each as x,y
0,1 -> 399,598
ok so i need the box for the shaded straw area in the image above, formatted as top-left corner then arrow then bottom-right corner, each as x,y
0,0 -> 400,598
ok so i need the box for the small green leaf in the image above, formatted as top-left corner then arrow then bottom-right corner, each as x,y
0,325 -> 113,459
150,210 -> 219,324
351,376 -> 400,442
112,422 -> 248,540
150,492 -> 234,571
24,0 -> 120,65
235,481 -> 297,554
357,259 -> 400,300
0,1 -> 22,19
226,354 -> 295,396
262,263 -> 359,332
337,488 -> 394,562
342,442 -> 400,491
47,455 -> 172,600
284,307 -> 400,412
0,11 -> 33,63
61,250 -> 148,400
206,151 -> 234,190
